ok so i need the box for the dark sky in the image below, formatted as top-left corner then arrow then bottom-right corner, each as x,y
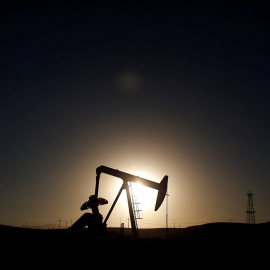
1,2 -> 269,227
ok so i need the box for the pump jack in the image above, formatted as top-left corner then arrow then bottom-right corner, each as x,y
71,165 -> 168,238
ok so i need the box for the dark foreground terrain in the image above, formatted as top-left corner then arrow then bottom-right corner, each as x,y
1,222 -> 269,266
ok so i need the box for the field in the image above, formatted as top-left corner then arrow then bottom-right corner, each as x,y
1,222 -> 269,266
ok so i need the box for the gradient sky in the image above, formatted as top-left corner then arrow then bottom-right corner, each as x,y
1,2 -> 269,228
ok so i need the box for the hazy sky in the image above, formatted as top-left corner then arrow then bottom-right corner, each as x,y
1,2 -> 269,228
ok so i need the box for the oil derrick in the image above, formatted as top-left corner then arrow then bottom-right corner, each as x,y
128,182 -> 142,236
246,190 -> 256,224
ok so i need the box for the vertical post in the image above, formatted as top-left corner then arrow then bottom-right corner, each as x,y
95,173 -> 100,197
120,222 -> 125,238
166,193 -> 169,237
125,182 -> 138,238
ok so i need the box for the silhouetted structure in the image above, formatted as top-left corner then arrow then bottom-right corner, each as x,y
246,190 -> 256,224
128,182 -> 142,237
70,195 -> 108,236
71,165 -> 168,238
120,222 -> 125,237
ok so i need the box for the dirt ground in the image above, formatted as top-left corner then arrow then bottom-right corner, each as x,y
1,222 -> 268,266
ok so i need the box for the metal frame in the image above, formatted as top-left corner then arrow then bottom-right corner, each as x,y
94,165 -> 168,238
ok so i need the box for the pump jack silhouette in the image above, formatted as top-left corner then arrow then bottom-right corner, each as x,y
71,165 -> 168,238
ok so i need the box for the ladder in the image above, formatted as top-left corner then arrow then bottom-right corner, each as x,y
128,182 -> 143,236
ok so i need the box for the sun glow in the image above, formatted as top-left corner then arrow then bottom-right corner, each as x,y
128,170 -> 159,213
130,182 -> 158,211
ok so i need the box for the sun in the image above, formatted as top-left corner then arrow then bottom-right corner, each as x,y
128,172 -> 159,212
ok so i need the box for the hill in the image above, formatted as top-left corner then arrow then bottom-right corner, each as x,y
1,222 -> 269,264
2,221 -> 269,242
109,221 -> 270,241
